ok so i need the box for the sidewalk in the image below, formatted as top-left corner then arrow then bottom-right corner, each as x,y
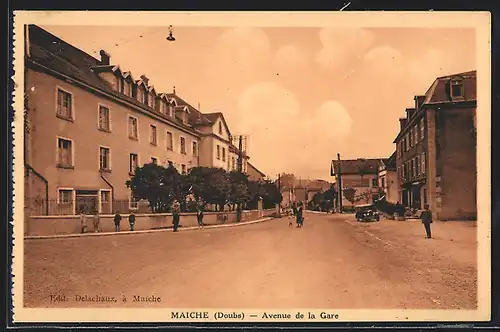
25,216 -> 274,240
344,217 -> 478,267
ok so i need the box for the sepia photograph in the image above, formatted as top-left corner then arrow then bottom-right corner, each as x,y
12,11 -> 490,323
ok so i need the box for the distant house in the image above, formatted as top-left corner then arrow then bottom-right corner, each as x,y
246,162 -> 266,182
330,158 -> 381,209
378,152 -> 398,204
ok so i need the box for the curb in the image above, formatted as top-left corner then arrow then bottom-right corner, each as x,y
25,217 -> 274,240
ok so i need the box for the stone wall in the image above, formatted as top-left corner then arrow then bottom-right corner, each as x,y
26,209 -> 276,236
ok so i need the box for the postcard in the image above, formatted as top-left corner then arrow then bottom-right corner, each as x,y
11,10 -> 491,323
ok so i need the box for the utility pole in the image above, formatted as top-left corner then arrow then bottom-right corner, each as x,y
337,153 -> 343,213
236,135 -> 243,222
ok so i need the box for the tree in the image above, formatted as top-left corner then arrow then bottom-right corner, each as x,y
342,187 -> 358,205
260,180 -> 283,209
228,170 -> 250,209
185,166 -> 230,211
126,163 -> 186,212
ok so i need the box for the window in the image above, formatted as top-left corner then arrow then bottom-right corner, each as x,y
421,152 -> 426,173
166,132 -> 173,150
118,77 -> 125,94
218,121 -> 223,135
181,164 -> 186,175
232,157 -> 236,170
423,189 -> 428,205
99,147 -> 110,171
124,82 -> 130,96
414,125 -> 418,143
129,153 -> 138,174
451,79 -> 464,98
409,130 -> 413,148
192,141 -> 197,156
98,105 -> 110,132
222,147 -> 226,162
415,155 -> 420,175
57,137 -> 73,168
148,94 -> 154,108
180,137 -> 186,154
216,145 -> 221,160
56,88 -> 73,120
151,157 -> 157,165
371,178 -> 377,187
420,118 -> 425,140
150,125 -> 157,145
128,116 -> 138,140
58,189 -> 73,204
143,90 -> 148,104
101,190 -> 110,203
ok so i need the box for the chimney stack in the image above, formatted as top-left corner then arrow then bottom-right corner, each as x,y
406,108 -> 416,119
414,95 -> 425,110
99,50 -> 111,65
399,118 -> 408,131
140,74 -> 149,86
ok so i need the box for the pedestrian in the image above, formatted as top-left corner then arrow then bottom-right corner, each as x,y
128,212 -> 136,231
79,207 -> 88,234
292,203 -> 297,217
113,211 -> 122,232
196,201 -> 205,229
421,204 -> 433,239
92,210 -> 100,233
296,202 -> 304,228
172,200 -> 181,232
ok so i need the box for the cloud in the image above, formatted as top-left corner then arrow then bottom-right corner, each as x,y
274,44 -> 309,73
233,82 -> 351,179
316,28 -> 374,70
214,27 -> 271,72
363,45 -> 405,77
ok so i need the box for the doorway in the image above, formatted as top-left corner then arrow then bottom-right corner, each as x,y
75,190 -> 98,214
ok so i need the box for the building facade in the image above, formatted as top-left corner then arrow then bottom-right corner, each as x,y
246,162 -> 266,182
24,25 -> 259,216
378,152 -> 398,203
394,70 -> 476,220
331,158 -> 381,210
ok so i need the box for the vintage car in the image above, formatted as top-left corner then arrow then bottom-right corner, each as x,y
354,204 -> 380,222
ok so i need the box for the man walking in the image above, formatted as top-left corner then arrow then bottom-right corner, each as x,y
113,211 -> 122,232
296,202 -> 304,228
421,204 -> 433,239
196,200 -> 205,229
80,207 -> 88,234
93,210 -> 100,233
172,200 -> 181,232
128,212 -> 136,231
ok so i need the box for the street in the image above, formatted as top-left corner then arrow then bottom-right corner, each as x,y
24,213 -> 477,309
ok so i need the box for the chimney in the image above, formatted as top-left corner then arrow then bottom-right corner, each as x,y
399,118 -> 408,131
99,50 -> 110,65
414,95 -> 425,110
140,74 -> 149,86
406,108 -> 416,119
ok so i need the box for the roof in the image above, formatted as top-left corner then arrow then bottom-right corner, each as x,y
247,162 -> 266,177
424,70 -> 476,104
393,70 -> 476,143
27,25 -> 214,134
381,151 -> 396,171
330,158 -> 381,176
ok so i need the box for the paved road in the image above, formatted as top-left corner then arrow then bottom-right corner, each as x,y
24,213 -> 477,309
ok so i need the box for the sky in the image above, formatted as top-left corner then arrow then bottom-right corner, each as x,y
41,25 -> 476,181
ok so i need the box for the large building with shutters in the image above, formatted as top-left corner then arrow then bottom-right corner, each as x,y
24,25 -> 254,215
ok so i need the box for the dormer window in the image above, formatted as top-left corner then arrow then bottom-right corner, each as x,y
219,122 -> 223,135
118,77 -> 125,94
450,78 -> 464,99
